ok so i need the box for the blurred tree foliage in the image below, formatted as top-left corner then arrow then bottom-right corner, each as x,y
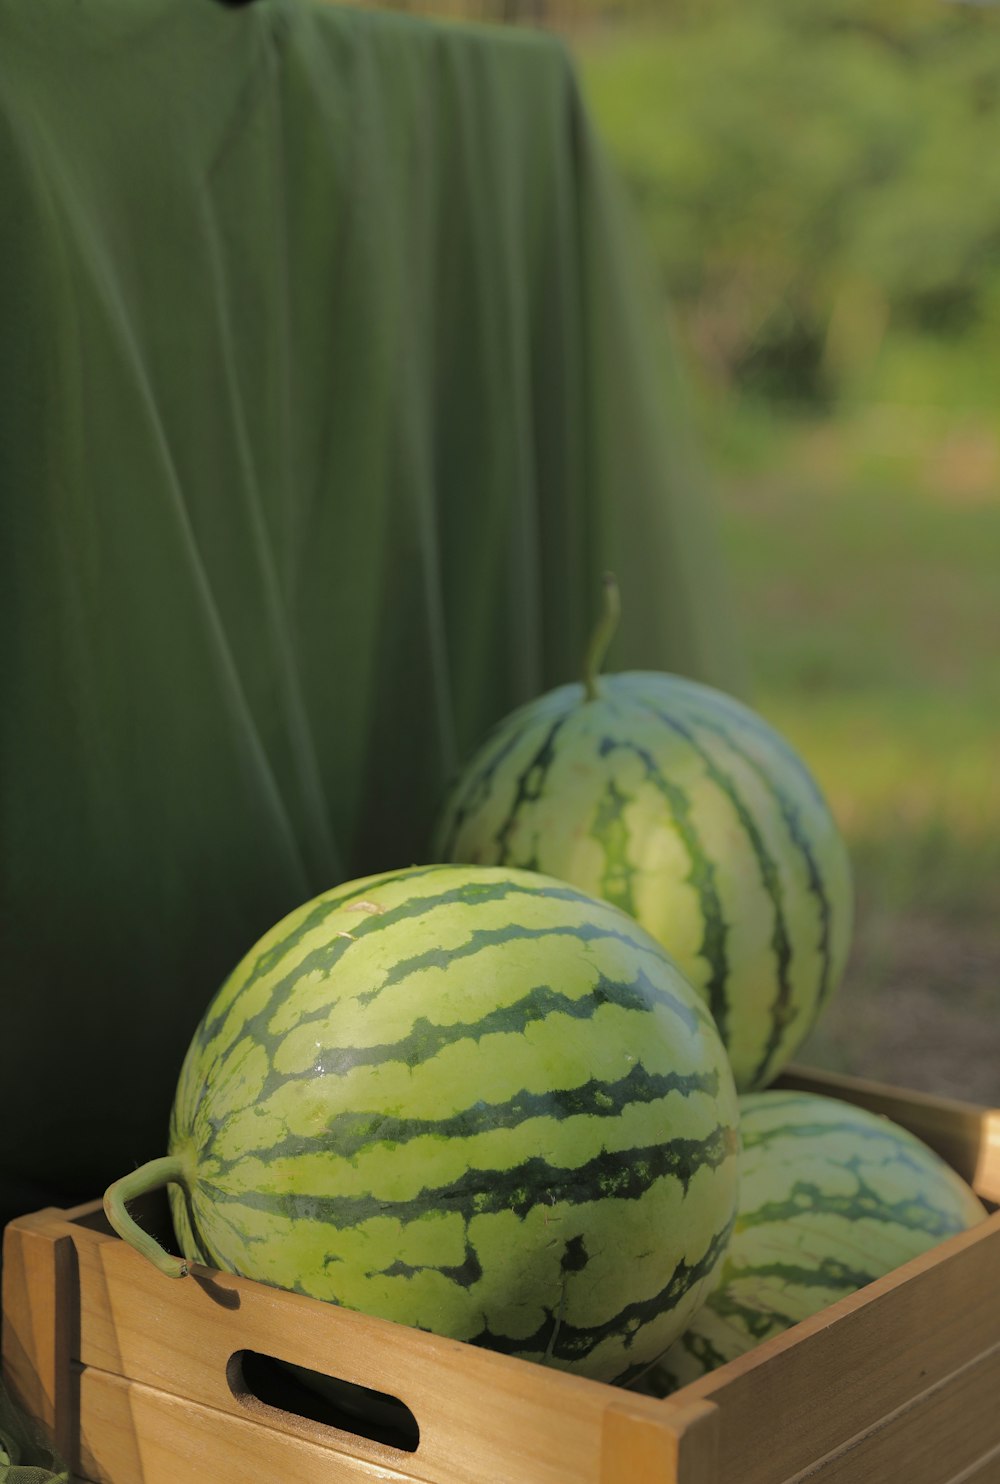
351,0 -> 1000,409
575,0 -> 1000,407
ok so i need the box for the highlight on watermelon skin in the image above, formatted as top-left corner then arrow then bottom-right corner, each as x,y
433,574 -> 854,1095
103,862 -> 741,1385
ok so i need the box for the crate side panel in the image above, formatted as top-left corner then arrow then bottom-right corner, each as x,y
71,1229 -> 685,1484
1,1214 -> 77,1468
974,1114 -> 1000,1207
682,1214 -> 1000,1484
787,1340 -> 1000,1484
77,1369 -> 423,1484
946,1441 -> 1000,1484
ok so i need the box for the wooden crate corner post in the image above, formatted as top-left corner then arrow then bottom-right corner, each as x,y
1,1209 -> 77,1471
599,1394 -> 719,1484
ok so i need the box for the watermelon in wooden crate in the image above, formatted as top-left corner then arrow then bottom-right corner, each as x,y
104,863 -> 740,1386
4,1069 -> 1000,1484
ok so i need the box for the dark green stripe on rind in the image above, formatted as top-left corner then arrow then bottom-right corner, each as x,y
193,966 -> 707,1174
702,1253 -> 877,1325
688,708 -> 837,1010
493,714 -> 572,868
467,1217 -> 735,1374
634,699 -> 796,1089
638,1250 -> 877,1394
379,1241 -> 485,1290
743,1110 -> 937,1154
193,874 -> 676,1088
354,918 -> 694,1016
740,1178 -> 971,1243
596,732 -> 731,1044
195,1123 -> 738,1229
200,1063 -> 724,1174
197,973 -> 704,1170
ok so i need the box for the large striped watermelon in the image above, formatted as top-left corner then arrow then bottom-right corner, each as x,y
104,863 -> 740,1384
433,577 -> 853,1092
637,1089 -> 987,1396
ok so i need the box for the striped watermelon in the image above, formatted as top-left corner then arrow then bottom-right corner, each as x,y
636,1089 -> 987,1396
104,863 -> 740,1384
433,577 -> 853,1092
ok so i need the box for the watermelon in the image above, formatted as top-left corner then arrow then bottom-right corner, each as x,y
104,863 -> 740,1384
433,576 -> 853,1092
637,1089 -> 987,1396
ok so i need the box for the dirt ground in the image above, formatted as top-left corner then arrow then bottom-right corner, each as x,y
796,906 -> 1000,1108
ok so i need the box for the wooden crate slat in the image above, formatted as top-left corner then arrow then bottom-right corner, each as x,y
781,1339 -> 1000,1484
943,1440 -> 1000,1484
61,1207 -> 695,1484
77,1368 -> 428,1484
5,1070 -> 1000,1484
0,1210 -> 77,1467
683,1213 -> 1000,1484
74,1370 -> 722,1484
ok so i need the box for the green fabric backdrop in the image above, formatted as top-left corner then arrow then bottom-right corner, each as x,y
0,0 -> 742,1232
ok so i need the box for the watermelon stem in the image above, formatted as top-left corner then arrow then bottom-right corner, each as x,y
103,1157 -> 191,1278
583,572 -> 621,702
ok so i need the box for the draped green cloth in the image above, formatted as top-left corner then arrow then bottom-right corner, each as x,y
0,0 -> 741,1233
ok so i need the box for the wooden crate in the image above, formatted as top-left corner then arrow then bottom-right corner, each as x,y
3,1066 -> 1000,1484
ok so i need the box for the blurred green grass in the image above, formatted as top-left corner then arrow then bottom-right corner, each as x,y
707,409 -> 1000,1096
716,412 -> 999,907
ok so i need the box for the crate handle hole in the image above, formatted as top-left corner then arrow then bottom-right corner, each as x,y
228,1349 -> 420,1452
